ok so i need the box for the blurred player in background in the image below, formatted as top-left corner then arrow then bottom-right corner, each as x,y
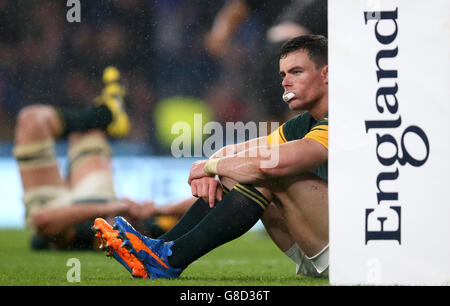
12,66 -> 195,251
96,35 -> 329,279
205,0 -> 327,119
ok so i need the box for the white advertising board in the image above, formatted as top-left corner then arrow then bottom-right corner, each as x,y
329,0 -> 450,285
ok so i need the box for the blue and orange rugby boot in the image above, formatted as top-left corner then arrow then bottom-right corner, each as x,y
113,216 -> 183,279
92,218 -> 149,279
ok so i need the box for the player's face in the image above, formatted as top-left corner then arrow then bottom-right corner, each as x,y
279,50 -> 328,111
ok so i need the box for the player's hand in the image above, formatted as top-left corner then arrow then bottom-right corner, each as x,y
137,200 -> 158,219
190,177 -> 223,208
266,22 -> 309,43
204,29 -> 229,58
122,198 -> 157,220
116,198 -> 141,219
188,159 -> 211,185
103,198 -> 140,224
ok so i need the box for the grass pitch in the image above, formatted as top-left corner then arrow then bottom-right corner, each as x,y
0,229 -> 328,286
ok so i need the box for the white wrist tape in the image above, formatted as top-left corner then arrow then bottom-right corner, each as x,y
203,158 -> 221,176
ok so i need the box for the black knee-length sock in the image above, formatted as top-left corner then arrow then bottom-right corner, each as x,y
56,105 -> 113,137
158,197 -> 212,241
167,184 -> 269,269
158,188 -> 232,241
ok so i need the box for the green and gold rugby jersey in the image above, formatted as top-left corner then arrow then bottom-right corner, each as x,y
267,111 -> 328,181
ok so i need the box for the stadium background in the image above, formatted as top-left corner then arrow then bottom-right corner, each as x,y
0,0 -> 327,228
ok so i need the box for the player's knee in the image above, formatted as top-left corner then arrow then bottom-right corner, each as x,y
17,105 -> 48,125
298,172 -> 327,185
16,105 -> 54,137
284,173 -> 328,198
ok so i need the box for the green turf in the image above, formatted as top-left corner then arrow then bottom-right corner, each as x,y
0,229 -> 328,286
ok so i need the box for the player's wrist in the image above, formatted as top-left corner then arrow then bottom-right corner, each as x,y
203,158 -> 221,176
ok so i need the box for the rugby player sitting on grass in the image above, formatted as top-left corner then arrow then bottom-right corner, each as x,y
95,35 -> 329,279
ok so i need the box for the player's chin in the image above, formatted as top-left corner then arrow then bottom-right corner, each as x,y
287,99 -> 303,110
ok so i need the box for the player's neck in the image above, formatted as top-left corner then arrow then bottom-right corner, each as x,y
308,93 -> 328,121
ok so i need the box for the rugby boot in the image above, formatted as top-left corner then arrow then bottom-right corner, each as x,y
92,218 -> 148,279
113,216 -> 183,279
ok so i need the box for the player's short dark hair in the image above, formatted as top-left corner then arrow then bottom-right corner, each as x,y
279,35 -> 328,69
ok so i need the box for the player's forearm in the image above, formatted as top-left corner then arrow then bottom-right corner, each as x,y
211,0 -> 249,38
214,155 -> 268,185
210,137 -> 267,159
210,143 -> 238,159
259,139 -> 328,177
205,139 -> 328,184
206,146 -> 275,185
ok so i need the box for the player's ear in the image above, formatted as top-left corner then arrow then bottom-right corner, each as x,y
321,65 -> 328,84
